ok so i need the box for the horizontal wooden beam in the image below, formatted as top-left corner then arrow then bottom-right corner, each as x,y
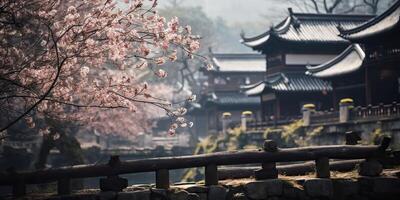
218,159 -> 364,180
0,144 -> 384,185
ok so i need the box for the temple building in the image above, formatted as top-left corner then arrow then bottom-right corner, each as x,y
241,8 -> 373,121
306,1 -> 400,107
193,52 -> 266,134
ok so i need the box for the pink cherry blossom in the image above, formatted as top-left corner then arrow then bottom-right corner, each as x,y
0,0 -> 203,136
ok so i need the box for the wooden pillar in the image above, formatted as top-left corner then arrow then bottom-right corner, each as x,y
205,164 -> 218,186
57,178 -> 71,195
332,88 -> 338,110
365,66 -> 372,105
276,97 -> 281,121
156,169 -> 170,189
315,157 -> 330,178
261,96 -> 266,121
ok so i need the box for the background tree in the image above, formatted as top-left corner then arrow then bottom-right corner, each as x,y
285,0 -> 396,14
158,1 -> 249,95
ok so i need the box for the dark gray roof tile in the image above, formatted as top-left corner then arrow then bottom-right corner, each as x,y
241,11 -> 373,48
245,73 -> 332,95
207,91 -> 260,106
306,44 -> 365,78
339,1 -> 400,41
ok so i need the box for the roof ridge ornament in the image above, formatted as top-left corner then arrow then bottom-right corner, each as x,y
281,73 -> 290,85
240,30 -> 245,39
288,7 -> 301,29
336,22 -> 344,34
288,7 -> 294,16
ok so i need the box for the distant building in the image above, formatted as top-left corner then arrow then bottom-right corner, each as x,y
307,1 -> 400,107
192,52 -> 266,135
241,8 -> 373,121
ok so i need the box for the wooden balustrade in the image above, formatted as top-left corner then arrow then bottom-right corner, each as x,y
352,102 -> 400,121
244,102 -> 400,129
0,137 -> 391,197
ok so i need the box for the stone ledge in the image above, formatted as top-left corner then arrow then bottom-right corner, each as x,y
243,179 -> 283,199
303,178 -> 333,198
358,176 -> 400,195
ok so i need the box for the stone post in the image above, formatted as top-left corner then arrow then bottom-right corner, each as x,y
100,156 -> 128,192
302,104 -> 315,126
241,111 -> 253,132
254,140 -> 278,180
339,98 -> 354,123
358,137 -> 390,177
221,112 -> 232,136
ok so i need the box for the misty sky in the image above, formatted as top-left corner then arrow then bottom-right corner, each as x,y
161,0 -> 289,24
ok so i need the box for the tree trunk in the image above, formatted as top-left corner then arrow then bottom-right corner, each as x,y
35,135 -> 55,170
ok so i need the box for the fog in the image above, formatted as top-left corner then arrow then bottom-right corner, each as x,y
160,0 -> 287,24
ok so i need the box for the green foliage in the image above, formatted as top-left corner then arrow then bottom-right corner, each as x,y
371,128 -> 391,145
181,128 -> 248,182
264,120 -> 304,148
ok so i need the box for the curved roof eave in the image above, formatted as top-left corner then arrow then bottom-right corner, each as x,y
244,82 -> 266,96
306,44 -> 365,78
240,17 -> 292,48
339,1 -> 400,40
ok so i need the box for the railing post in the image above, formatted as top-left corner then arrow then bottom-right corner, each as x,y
156,169 -> 170,189
8,168 -> 26,198
205,164 -> 218,186
12,176 -> 26,197
393,101 -> 398,115
57,178 -> 71,195
315,157 -> 330,178
255,140 -> 278,180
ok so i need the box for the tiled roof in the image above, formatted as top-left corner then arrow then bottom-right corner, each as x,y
210,53 -> 266,73
245,73 -> 332,96
339,1 -> 400,41
306,44 -> 365,78
207,91 -> 260,106
241,9 -> 373,49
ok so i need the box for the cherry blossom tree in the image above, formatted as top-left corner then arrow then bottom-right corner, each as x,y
0,0 -> 202,137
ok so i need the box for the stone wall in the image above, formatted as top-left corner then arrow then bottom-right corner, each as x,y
304,118 -> 400,148
42,176 -> 400,200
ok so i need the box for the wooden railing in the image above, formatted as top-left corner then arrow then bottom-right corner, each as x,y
367,47 -> 400,61
245,102 -> 400,130
0,137 -> 391,198
308,102 -> 400,126
352,102 -> 400,121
